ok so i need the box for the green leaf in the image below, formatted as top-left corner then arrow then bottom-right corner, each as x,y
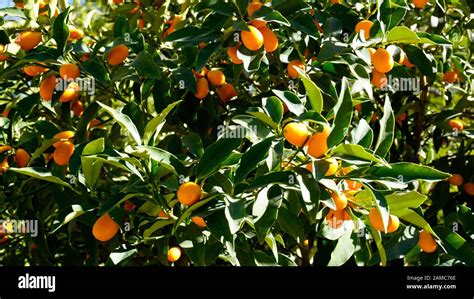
403,45 -> 436,80
386,26 -> 421,44
253,186 -> 282,244
172,194 -> 221,234
277,207 -> 304,242
368,162 -> 450,182
263,96 -> 283,124
182,133 -> 204,158
432,227 -> 474,266
196,136 -> 242,179
331,144 -> 389,166
133,145 -> 185,174
52,7 -> 71,56
97,102 -> 141,145
328,232 -> 355,266
51,204 -> 93,233
108,249 -> 138,266
250,5 -> 291,26
369,225 -> 387,266
81,156 -> 104,188
132,51 -> 161,79
143,219 -> 175,238
327,77 -> 353,147
350,119 -> 373,148
82,138 -> 105,156
295,68 -> 323,113
386,191 -> 427,211
81,58 -> 111,83
272,90 -> 305,115
143,100 -> 182,145
392,209 -> 437,237
196,42 -> 222,71
9,167 -> 73,190
374,96 -> 395,158
234,138 -> 273,183
225,197 -> 245,234
295,169 -> 320,224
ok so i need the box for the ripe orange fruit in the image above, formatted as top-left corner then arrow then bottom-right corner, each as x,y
191,216 -> 207,228
371,68 -> 388,88
283,122 -> 309,147
249,19 -> 267,29
71,100 -> 84,116
0,44 -> 8,61
107,44 -> 129,65
194,77 -> 209,100
247,1 -> 263,16
15,148 -> 30,168
355,20 -> 373,40
306,125 -> 330,158
330,0 -> 341,4
53,131 -> 75,148
241,25 -> 264,51
167,247 -> 181,262
217,83 -> 238,102
68,26 -> 84,40
325,209 -> 351,229
396,111 -> 407,123
137,18 -> 145,29
177,182 -> 202,206
39,75 -> 57,101
207,70 -> 225,86
448,174 -> 463,186
442,71 -> 457,83
287,60 -> 305,79
330,191 -> 347,211
92,213 -> 120,242
59,63 -> 80,80
0,145 -> 12,154
464,183 -> 474,196
53,141 -> 75,165
448,119 -> 463,131
418,230 -> 437,253
259,27 -> 278,53
158,210 -> 170,218
227,45 -> 243,64
402,55 -> 415,67
368,208 -> 400,233
373,48 -> 394,73
24,65 -> 48,76
59,82 -> 80,102
16,31 -> 42,51
413,0 -> 428,9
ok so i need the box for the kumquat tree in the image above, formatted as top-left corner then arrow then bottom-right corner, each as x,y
0,0 -> 473,267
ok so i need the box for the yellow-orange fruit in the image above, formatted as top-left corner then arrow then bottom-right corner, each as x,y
59,82 -> 80,103
330,191 -> 347,211
345,179 -> 362,190
371,68 -> 388,88
24,65 -> 48,76
442,71 -> 457,83
177,182 -> 202,206
16,31 -> 42,51
241,25 -> 264,51
306,125 -> 330,158
217,83 -> 237,102
330,0 -> 341,3
191,216 -> 207,228
71,100 -> 84,116
464,183 -> 474,196
247,1 -> 263,16
325,209 -> 351,229
373,48 -> 394,73
287,60 -> 305,79
227,46 -> 243,64
413,0 -> 428,9
448,174 -> 463,186
448,119 -> 463,131
0,44 -> 8,61
283,122 -> 309,147
396,111 -> 407,122
194,77 -> 209,100
0,158 -> 9,173
15,148 -> 30,167
137,18 -> 145,29
39,75 -> 57,101
167,247 -> 181,262
207,70 -> 226,86
68,27 -> 84,40
0,145 -> 12,154
59,63 -> 80,80
402,55 -> 415,67
107,44 -> 129,65
368,207 -> 400,233
113,0 -> 123,3
259,27 -> 278,53
355,20 -> 373,40
249,19 -> 267,29
418,230 -> 437,253
53,141 -> 75,166
92,213 -> 120,242
53,131 -> 75,148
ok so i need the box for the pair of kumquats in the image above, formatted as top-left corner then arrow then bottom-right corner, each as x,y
194,69 -> 238,103
0,145 -> 31,173
52,131 -> 75,166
